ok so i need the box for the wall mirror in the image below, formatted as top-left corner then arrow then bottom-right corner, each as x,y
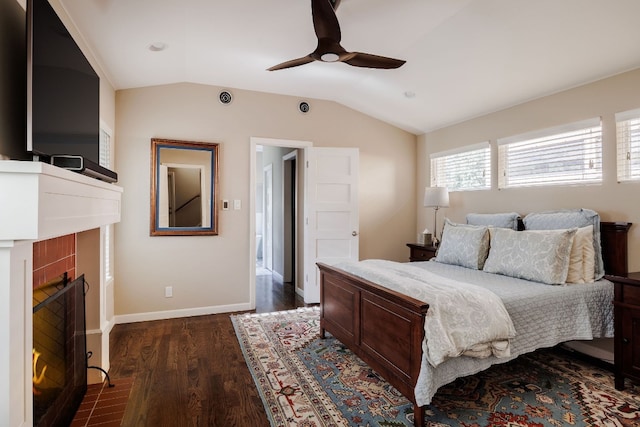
150,138 -> 219,236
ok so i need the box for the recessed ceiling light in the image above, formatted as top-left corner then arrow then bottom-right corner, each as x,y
149,42 -> 167,52
404,91 -> 416,99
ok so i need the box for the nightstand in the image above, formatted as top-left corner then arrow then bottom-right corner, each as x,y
406,243 -> 437,262
606,272 -> 640,390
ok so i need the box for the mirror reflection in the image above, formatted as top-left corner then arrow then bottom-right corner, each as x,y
150,139 -> 219,236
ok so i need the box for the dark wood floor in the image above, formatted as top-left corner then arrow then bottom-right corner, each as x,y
108,273 -> 306,426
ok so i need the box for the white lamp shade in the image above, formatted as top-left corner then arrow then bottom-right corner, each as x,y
423,187 -> 449,208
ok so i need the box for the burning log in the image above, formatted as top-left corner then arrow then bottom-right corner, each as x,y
32,348 -> 47,395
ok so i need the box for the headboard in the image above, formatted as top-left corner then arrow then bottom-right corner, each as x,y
600,222 -> 633,277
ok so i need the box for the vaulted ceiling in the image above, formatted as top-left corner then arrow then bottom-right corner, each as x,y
60,0 -> 640,134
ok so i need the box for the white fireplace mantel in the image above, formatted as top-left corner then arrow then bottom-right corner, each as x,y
0,160 -> 122,427
0,160 -> 122,241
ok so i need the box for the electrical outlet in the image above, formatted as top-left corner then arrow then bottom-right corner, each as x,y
165,286 -> 173,298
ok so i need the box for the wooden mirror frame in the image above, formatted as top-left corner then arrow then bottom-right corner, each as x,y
150,138 -> 219,236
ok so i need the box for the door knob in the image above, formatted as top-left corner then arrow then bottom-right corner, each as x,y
352,231 -> 358,236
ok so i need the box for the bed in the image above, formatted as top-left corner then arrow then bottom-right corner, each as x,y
318,210 -> 631,427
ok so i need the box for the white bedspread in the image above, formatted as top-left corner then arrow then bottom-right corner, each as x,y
333,259 -> 516,367
410,260 -> 614,406
329,259 -> 614,407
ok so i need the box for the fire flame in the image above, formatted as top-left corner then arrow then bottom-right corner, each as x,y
32,349 -> 47,395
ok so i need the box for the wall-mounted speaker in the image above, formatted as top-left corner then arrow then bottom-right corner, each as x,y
298,101 -> 310,114
219,90 -> 233,105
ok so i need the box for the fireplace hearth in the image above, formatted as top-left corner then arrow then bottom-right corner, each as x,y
32,274 -> 87,427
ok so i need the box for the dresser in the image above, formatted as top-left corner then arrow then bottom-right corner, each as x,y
406,243 -> 437,262
606,272 -> 640,390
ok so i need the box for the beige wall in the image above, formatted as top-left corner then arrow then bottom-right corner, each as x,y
114,83 -> 416,318
418,68 -> 640,272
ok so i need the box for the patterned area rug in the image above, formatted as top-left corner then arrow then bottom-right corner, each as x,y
231,307 -> 640,427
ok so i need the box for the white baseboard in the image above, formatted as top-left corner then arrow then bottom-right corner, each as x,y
86,317 -> 115,338
85,327 -> 104,336
103,317 -> 115,335
113,302 -> 253,325
272,271 -> 284,283
295,286 -> 304,298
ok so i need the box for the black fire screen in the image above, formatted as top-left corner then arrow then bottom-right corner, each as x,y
32,274 -> 87,427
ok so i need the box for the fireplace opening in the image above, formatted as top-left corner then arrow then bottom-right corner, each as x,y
32,273 -> 87,427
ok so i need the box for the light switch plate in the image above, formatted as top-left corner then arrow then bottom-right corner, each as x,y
222,200 -> 229,210
233,199 -> 241,210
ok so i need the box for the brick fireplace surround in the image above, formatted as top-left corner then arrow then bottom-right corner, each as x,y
33,234 -> 76,290
0,161 -> 122,427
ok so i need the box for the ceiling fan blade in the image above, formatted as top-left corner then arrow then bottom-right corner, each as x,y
311,0 -> 341,43
343,52 -> 406,69
267,55 -> 315,71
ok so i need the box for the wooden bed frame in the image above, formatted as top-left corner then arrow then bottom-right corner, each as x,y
318,221 -> 632,427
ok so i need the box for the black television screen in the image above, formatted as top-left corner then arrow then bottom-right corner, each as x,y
27,0 -> 100,164
0,0 -> 28,160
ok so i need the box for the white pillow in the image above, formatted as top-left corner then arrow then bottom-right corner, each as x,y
582,232 -> 596,283
466,212 -> 520,230
483,227 -> 577,285
566,225 -> 593,284
434,220 -> 490,270
523,209 -> 603,280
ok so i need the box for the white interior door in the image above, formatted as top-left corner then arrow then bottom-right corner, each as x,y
263,164 -> 273,271
304,147 -> 359,303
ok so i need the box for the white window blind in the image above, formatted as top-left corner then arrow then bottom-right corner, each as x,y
104,224 -> 113,282
497,118 -> 602,189
100,122 -> 113,284
99,124 -> 112,168
430,142 -> 490,191
616,108 -> 640,182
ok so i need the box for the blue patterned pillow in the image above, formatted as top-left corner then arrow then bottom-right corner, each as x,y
483,227 -> 577,285
466,212 -> 520,230
434,220 -> 490,270
523,209 -> 603,280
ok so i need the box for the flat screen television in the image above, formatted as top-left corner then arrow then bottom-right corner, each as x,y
26,0 -> 117,182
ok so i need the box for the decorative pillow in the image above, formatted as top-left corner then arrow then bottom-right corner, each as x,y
466,212 -> 520,230
565,225 -> 593,284
582,233 -> 596,283
523,209 -> 604,280
434,219 -> 490,270
483,227 -> 577,285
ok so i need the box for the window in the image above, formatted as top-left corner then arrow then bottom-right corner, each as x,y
497,118 -> 602,189
430,142 -> 490,191
100,122 -> 114,283
616,108 -> 640,182
99,123 -> 112,168
104,224 -> 113,282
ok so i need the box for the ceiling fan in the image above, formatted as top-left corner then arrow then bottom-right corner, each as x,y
267,0 -> 406,71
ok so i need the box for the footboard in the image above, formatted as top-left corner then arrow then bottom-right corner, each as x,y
318,262 -> 428,426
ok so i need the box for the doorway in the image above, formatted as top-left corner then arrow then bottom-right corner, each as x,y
249,139 -> 360,307
250,138 -> 311,310
255,146 -> 298,284
283,151 -> 297,284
